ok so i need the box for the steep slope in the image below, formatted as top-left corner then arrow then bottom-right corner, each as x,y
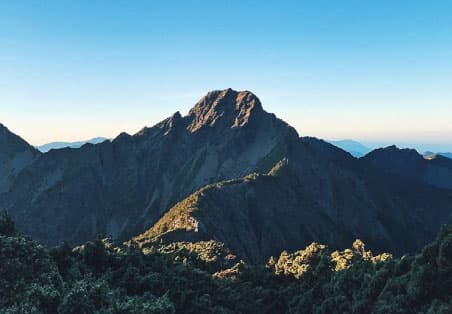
0,124 -> 40,193
134,142 -> 452,263
362,145 -> 452,190
1,89 -> 298,246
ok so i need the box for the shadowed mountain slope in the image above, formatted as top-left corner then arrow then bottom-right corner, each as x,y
134,141 -> 452,263
362,145 -> 452,190
0,124 -> 40,193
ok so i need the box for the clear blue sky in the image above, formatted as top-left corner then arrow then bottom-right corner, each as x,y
1,1 -> 451,151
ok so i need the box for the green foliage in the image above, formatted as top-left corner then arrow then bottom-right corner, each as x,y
1,220 -> 451,313
270,243 -> 327,279
0,234 -> 62,313
134,193 -> 201,243
147,240 -> 237,273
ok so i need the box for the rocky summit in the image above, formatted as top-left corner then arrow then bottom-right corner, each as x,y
1,89 -> 451,264
187,88 -> 264,132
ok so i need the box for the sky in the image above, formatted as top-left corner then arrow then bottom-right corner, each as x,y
1,1 -> 451,151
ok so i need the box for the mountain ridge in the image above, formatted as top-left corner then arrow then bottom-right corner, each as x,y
362,145 -> 452,190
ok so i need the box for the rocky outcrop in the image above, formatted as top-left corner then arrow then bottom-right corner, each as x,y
187,88 -> 264,132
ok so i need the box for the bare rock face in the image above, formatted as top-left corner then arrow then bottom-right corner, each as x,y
187,89 -> 264,132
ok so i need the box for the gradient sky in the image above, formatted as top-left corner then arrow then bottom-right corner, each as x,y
1,1 -> 451,151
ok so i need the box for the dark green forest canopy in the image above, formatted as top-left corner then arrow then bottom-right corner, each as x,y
0,212 -> 451,314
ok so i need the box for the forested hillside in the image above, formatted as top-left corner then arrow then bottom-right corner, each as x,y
1,212 -> 451,313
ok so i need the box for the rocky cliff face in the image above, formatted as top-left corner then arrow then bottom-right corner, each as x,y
0,89 -> 298,246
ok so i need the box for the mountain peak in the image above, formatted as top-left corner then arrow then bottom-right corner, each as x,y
187,88 -> 264,132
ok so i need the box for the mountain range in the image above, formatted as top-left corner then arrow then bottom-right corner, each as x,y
1,89 -> 451,263
36,137 -> 108,153
329,140 -> 452,160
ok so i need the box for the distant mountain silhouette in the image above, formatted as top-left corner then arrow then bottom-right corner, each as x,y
328,139 -> 371,157
424,151 -> 452,160
37,137 -> 108,152
1,89 -> 451,262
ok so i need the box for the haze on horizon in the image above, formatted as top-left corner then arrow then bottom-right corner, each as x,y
1,1 -> 451,151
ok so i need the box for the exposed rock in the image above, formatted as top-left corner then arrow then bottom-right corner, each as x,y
187,89 -> 264,132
